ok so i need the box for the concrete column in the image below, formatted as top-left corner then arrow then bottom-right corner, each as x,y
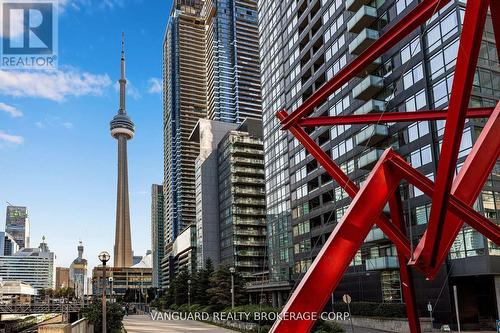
277,291 -> 283,308
495,275 -> 500,319
272,291 -> 278,308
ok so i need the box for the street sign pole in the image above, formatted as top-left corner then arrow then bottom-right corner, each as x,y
453,286 -> 461,333
428,302 -> 433,333
343,294 -> 354,333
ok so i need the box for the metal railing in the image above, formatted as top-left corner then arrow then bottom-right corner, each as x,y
0,302 -> 88,314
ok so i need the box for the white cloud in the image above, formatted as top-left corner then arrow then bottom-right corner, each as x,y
0,102 -> 23,117
35,115 -> 74,129
60,0 -> 125,12
147,78 -> 162,94
0,131 -> 24,145
0,69 -> 112,101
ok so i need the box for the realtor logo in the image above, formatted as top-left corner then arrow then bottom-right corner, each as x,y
1,0 -> 58,69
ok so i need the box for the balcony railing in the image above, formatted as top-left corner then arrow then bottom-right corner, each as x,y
346,0 -> 372,12
365,256 -> 399,270
347,5 -> 377,33
364,227 -> 387,242
355,124 -> 389,146
234,167 -> 265,175
234,198 -> 266,206
357,149 -> 384,170
234,187 -> 265,196
352,75 -> 383,100
231,176 -> 265,185
354,99 -> 386,115
349,28 -> 379,55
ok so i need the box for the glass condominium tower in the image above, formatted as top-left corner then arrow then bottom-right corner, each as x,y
163,0 -> 207,245
203,0 -> 262,123
259,0 -> 499,328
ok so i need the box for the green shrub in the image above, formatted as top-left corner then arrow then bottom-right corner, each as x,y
220,304 -> 281,325
332,302 -> 406,318
81,301 -> 124,333
313,319 -> 345,333
251,324 -> 272,333
201,304 -> 220,314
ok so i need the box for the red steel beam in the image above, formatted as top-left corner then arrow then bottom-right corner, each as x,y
423,0 -> 490,268
269,151 -> 400,333
277,110 -> 412,259
387,191 -> 421,333
490,0 -> 500,58
412,101 -> 500,275
298,108 -> 493,127
388,151 -> 500,246
279,0 -> 450,130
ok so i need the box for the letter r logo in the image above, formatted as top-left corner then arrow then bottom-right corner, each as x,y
2,1 -> 54,54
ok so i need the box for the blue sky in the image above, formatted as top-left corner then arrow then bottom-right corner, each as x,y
0,0 -> 172,272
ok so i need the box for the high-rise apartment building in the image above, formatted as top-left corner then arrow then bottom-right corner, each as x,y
259,0 -> 499,328
5,205 -> 30,249
151,184 -> 165,289
191,119 -> 239,269
217,119 -> 267,279
163,0 -> 207,246
203,0 -> 262,122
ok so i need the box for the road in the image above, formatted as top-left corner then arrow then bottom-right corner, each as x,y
123,314 -> 236,333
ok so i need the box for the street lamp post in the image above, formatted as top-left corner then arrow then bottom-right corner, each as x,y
187,279 -> 191,308
98,251 -> 110,333
229,267 -> 235,309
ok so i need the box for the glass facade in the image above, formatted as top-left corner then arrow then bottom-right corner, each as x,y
258,0 -> 294,284
151,184 -> 165,288
204,0 -> 262,123
5,206 -> 30,249
163,1 -> 207,246
258,0 -> 499,325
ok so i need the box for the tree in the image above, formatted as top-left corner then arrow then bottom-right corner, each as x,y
193,258 -> 214,305
170,268 -> 190,306
207,266 -> 246,309
81,300 -> 124,333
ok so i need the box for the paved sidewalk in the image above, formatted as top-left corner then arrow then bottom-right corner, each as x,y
123,314 -> 236,333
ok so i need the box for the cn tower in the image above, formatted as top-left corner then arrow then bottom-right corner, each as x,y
110,33 -> 134,267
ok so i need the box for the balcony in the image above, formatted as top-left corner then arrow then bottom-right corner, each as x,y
236,250 -> 266,257
231,176 -> 265,185
232,156 -> 264,166
353,99 -> 386,115
234,187 -> 265,196
234,167 -> 265,176
355,124 -> 389,146
365,256 -> 399,270
347,5 -> 377,34
355,57 -> 382,77
349,28 -> 379,55
364,227 -> 387,242
357,149 -> 384,170
234,198 -> 266,206
346,0 -> 372,12
352,75 -> 383,100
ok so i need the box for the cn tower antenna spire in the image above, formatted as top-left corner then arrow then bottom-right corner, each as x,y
119,32 -> 127,115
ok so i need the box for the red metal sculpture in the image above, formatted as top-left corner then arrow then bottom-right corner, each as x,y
272,0 -> 500,332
